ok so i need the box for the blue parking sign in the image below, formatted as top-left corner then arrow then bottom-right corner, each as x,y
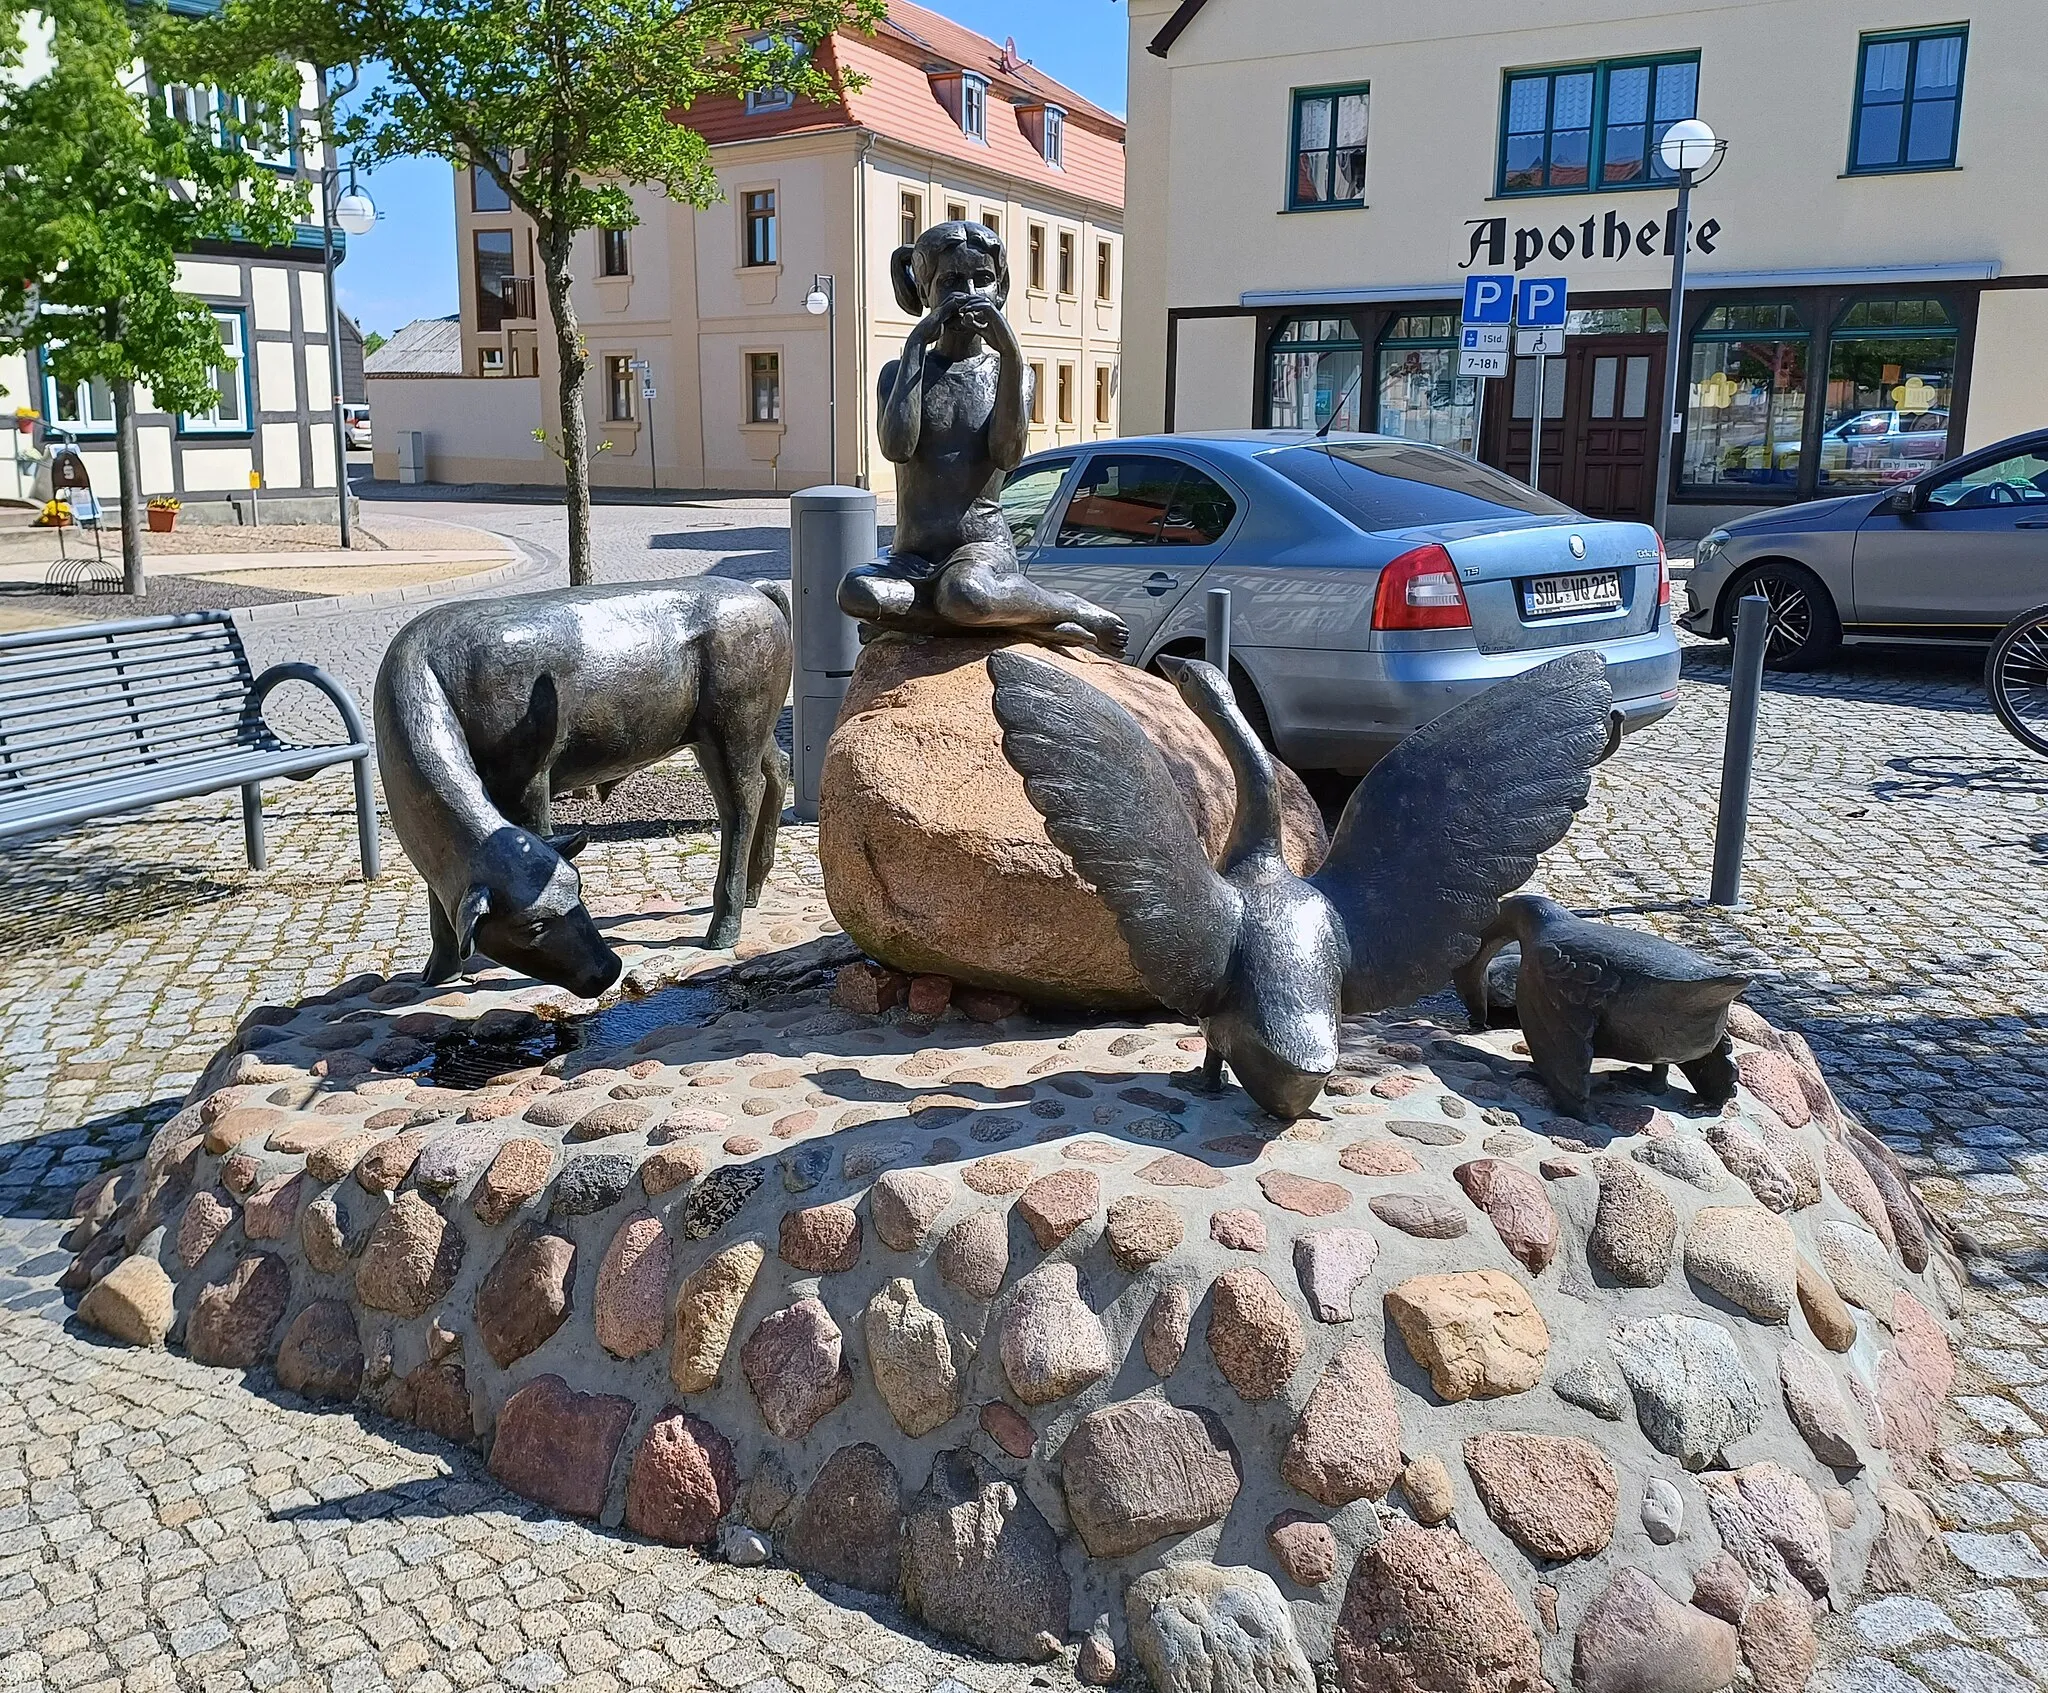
1463,274 -> 1513,325
1517,276 -> 1569,328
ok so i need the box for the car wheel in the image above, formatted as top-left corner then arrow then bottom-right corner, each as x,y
1726,562 -> 1841,670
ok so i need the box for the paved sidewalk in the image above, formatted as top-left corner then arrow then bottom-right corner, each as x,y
4,630 -> 2048,1692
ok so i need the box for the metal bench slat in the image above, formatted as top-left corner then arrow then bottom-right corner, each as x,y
1,678 -> 251,738
0,630 -> 249,688
0,716 -> 278,784
0,740 -> 369,839
0,654 -> 247,709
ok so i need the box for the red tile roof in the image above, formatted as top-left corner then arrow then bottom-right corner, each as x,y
679,0 -> 1124,212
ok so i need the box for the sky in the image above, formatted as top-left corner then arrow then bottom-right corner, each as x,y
334,0 -> 1131,341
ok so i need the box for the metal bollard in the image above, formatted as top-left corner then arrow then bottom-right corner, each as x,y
789,485 -> 876,823
1205,586 -> 1232,674
1709,594 -> 1770,906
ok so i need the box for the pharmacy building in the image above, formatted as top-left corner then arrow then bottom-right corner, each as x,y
1124,0 -> 2046,542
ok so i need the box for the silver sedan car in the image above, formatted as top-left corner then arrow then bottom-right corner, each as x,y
998,431 -> 1681,773
1682,427 -> 2048,669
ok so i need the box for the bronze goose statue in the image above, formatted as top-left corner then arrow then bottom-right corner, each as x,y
1453,893 -> 1752,1119
986,649 -> 1615,1120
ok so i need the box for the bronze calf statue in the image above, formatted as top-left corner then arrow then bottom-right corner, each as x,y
375,580 -> 791,996
1454,894 -> 1751,1120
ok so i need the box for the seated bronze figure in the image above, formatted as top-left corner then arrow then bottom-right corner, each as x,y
838,221 -> 1126,654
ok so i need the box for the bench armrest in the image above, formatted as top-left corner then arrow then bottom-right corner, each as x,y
247,660 -> 371,749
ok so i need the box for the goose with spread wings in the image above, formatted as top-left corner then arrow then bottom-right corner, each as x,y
986,649 -> 1615,1120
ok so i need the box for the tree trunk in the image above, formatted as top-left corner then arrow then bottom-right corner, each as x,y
112,375 -> 145,597
538,223 -> 592,586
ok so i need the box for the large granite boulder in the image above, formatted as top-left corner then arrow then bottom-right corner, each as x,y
817,633 -> 1327,1007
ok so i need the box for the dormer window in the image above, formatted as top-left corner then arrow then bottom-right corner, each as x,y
744,34 -> 799,114
1018,101 -> 1066,168
960,72 -> 988,141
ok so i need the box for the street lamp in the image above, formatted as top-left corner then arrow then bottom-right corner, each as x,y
1652,117 -> 1724,545
805,274 -> 837,485
317,65 -> 374,547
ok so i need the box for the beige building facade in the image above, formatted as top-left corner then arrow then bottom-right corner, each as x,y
374,2 -> 1124,494
1126,0 -> 2047,540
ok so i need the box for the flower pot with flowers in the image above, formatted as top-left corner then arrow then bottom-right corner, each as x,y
146,496 -> 180,533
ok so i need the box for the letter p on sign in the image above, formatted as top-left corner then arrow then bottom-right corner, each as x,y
1517,277 -> 1569,328
1463,274 -> 1512,325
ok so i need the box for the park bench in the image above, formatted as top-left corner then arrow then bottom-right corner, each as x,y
0,610 -> 380,877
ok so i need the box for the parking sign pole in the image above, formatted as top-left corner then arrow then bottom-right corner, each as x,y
1526,353 -> 1544,491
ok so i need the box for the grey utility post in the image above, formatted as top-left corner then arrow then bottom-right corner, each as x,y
790,485 -> 876,822
1709,593 -> 1770,906
1205,586 -> 1232,673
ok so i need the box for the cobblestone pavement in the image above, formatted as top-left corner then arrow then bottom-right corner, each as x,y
5,629 -> 2048,1692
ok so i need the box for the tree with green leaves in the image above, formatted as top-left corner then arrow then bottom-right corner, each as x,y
0,0 -> 307,593
194,0 -> 881,585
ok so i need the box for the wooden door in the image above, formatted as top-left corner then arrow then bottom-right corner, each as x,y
1567,338 -> 1663,520
1499,354 -> 1568,500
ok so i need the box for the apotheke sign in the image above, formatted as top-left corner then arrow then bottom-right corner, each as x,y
1462,208 -> 1723,273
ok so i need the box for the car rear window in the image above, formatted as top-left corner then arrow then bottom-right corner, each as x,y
1261,440 -> 1574,531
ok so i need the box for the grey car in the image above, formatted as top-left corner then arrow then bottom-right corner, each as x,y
997,431 -> 1681,773
1682,427 -> 2048,669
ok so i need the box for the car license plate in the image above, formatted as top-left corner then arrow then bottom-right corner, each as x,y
1524,570 -> 1621,617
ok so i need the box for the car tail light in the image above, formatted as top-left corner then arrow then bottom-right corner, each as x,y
1371,543 -> 1471,631
1656,538 -> 1672,607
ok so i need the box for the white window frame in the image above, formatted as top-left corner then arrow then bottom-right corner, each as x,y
480,346 -> 506,375
40,365 -> 117,436
164,84 -> 220,142
960,73 -> 988,142
1042,104 -> 1065,168
746,350 -> 782,425
180,309 -> 253,435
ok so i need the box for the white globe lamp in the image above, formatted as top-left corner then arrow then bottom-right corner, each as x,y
334,188 -> 378,237
1659,118 -> 1718,176
804,288 -> 830,316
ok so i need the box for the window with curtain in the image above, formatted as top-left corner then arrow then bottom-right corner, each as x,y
599,229 -> 630,277
1500,54 -> 1698,194
1289,85 -> 1368,208
1268,316 -> 1362,432
1681,302 -> 1808,490
1819,298 -> 1958,489
604,356 -> 635,422
743,190 -> 777,266
1851,28 -> 1965,173
748,352 -> 780,424
1374,313 -> 1479,454
899,191 -> 921,248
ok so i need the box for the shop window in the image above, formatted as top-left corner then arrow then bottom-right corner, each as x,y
1268,315 -> 1361,433
1500,54 -> 1697,194
471,152 -> 511,213
181,311 -> 250,434
1851,28 -> 1965,174
748,352 -> 781,423
1681,302 -> 1809,491
1096,240 -> 1113,303
604,356 -> 635,423
900,191 -> 922,248
743,190 -> 777,267
599,228 -> 630,277
1057,231 -> 1075,296
1564,307 -> 1666,335
1027,224 -> 1046,290
1375,314 -> 1478,454
1289,84 -> 1368,208
473,229 -> 515,329
1819,297 -> 1957,489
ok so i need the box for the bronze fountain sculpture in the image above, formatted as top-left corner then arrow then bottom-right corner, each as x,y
1453,893 -> 1752,1118
988,649 -> 1616,1119
837,220 -> 1128,653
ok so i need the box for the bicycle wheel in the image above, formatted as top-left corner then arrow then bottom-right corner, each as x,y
1985,604 -> 2048,756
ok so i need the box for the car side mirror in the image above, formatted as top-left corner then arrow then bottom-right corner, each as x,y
1882,486 -> 1919,517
